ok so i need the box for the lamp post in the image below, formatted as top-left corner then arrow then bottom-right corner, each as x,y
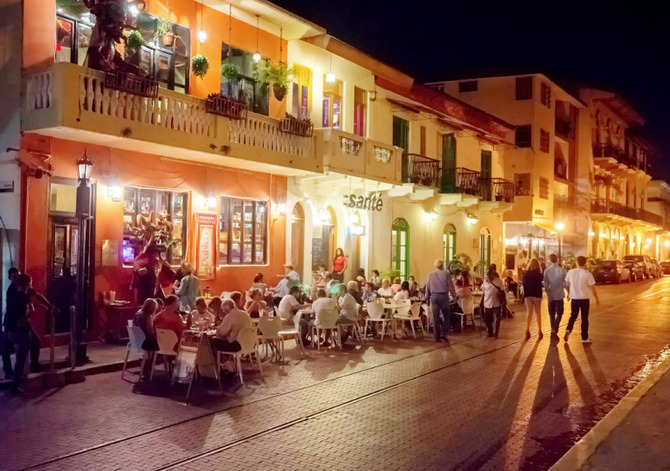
74,152 -> 93,366
555,221 -> 566,264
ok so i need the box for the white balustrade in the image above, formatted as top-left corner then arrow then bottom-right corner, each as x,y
25,71 -> 53,111
229,114 -> 314,159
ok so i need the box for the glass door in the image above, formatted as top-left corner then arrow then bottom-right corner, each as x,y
391,218 -> 409,280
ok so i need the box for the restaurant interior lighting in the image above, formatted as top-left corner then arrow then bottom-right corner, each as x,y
197,0 -> 207,43
326,53 -> 336,83
646,238 -> 652,243
197,30 -> 207,43
253,15 -> 261,62
278,202 -> 286,215
108,184 -> 121,202
589,231 -> 595,237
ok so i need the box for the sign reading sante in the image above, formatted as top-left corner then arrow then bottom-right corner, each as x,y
343,193 -> 383,212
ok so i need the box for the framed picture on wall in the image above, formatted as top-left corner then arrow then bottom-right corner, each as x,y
195,213 -> 217,280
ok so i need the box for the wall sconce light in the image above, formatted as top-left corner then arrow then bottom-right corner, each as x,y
203,195 -> 217,211
108,184 -> 122,202
555,221 -> 566,232
589,231 -> 595,237
326,72 -> 336,84
319,208 -> 330,223
466,212 -> 478,225
664,240 -> 670,247
369,88 -> 377,102
350,211 -> 361,226
630,242 -> 636,249
253,15 -> 261,62
646,238 -> 652,244
197,30 -> 207,43
278,202 -> 287,215
425,211 -> 437,222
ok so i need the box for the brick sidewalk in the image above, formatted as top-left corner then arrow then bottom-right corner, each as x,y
2,278 -> 670,471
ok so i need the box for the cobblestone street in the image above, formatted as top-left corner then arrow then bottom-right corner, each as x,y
3,278 -> 670,471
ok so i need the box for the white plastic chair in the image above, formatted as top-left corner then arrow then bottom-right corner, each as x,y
216,327 -> 264,384
393,302 -> 425,338
150,328 -> 179,381
258,316 -> 283,360
279,310 -> 305,354
338,304 -> 364,346
460,297 -> 478,332
122,325 -> 147,383
365,301 -> 391,340
311,308 -> 341,350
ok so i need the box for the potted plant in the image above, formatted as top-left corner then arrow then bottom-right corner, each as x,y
124,29 -> 144,66
154,18 -> 178,47
221,62 -> 238,82
192,54 -> 210,78
266,61 -> 293,101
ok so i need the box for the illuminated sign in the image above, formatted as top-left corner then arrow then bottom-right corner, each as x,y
343,193 -> 383,212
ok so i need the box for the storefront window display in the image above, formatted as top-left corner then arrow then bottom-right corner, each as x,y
219,197 -> 268,265
122,186 -> 188,266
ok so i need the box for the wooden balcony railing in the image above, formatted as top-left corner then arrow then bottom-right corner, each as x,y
591,198 -> 663,226
402,153 -> 440,188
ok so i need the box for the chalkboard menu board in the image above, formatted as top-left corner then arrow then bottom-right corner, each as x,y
312,238 -> 323,270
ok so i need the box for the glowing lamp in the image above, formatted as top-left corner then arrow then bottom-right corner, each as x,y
664,241 -> 670,247
278,202 -> 286,215
197,30 -> 207,43
76,152 -> 94,182
253,52 -> 261,63
555,221 -> 566,232
108,185 -> 122,202
326,72 -> 336,83
646,238 -> 652,244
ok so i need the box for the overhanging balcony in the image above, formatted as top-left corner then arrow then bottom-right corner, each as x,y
315,128 -> 402,185
593,144 -> 646,175
591,198 -> 662,229
22,62 -> 320,175
439,167 -> 514,209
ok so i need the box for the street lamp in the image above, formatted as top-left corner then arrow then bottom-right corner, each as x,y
555,221 -> 566,264
74,152 -> 93,365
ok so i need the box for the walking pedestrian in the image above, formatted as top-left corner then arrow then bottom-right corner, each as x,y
543,254 -> 567,340
425,260 -> 457,342
564,256 -> 600,344
481,265 -> 505,338
523,259 -> 544,340
5,274 -> 36,394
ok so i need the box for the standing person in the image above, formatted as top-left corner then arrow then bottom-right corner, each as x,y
2,268 -> 20,379
174,262 -> 200,312
331,248 -> 347,283
283,264 -> 301,291
544,254 -> 567,340
425,260 -> 457,343
4,274 -> 36,394
564,256 -> 600,344
481,265 -> 505,338
523,259 -> 544,340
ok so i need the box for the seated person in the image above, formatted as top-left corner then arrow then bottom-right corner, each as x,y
324,272 -> 337,294
504,270 -> 518,298
377,279 -> 394,298
250,272 -> 267,292
391,277 -> 402,294
133,298 -> 159,350
208,296 -> 225,325
394,281 -> 411,303
301,288 -> 338,345
455,279 -> 473,300
336,284 -> 360,344
460,269 -> 473,288
369,269 -> 382,289
153,294 -> 185,348
213,299 -> 252,352
408,276 -> 419,297
190,296 -> 215,329
361,282 -> 377,303
278,286 -> 309,324
347,280 -> 364,305
244,288 -> 267,318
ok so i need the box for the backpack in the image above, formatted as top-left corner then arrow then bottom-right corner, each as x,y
493,281 -> 507,306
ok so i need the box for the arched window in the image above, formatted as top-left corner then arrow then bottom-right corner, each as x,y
443,223 -> 456,264
479,227 -> 491,273
391,218 -> 410,280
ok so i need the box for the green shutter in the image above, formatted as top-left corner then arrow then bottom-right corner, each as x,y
441,134 -> 456,193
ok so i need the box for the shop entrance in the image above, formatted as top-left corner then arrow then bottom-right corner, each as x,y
291,203 -> 305,279
321,206 -> 337,269
47,179 -> 95,333
391,218 -> 409,280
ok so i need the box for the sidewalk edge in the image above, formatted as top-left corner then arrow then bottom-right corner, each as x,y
550,353 -> 670,471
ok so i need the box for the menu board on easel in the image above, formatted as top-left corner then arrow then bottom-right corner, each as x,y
172,330 -> 201,384
195,212 -> 217,281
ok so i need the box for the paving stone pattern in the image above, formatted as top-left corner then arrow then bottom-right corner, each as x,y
3,279 -> 670,471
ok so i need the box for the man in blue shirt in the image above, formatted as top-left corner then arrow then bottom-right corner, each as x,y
543,254 -> 567,340
425,260 -> 457,343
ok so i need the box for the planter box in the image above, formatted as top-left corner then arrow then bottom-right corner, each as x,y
279,116 -> 314,137
205,94 -> 247,120
104,70 -> 158,98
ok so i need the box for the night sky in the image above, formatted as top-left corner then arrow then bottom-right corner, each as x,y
274,0 -> 670,179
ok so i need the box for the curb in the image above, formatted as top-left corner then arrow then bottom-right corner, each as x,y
550,353 -> 670,470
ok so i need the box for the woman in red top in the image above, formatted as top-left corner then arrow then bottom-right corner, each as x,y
331,248 -> 347,282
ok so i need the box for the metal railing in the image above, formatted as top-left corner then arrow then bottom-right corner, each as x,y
402,153 -> 440,188
491,178 -> 515,202
555,119 -> 571,139
593,144 -> 642,170
591,198 -> 663,226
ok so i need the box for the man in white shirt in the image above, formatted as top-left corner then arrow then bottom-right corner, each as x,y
213,299 -> 252,352
302,289 -> 338,345
564,256 -> 600,344
278,286 -> 308,324
377,279 -> 394,297
336,284 -> 359,344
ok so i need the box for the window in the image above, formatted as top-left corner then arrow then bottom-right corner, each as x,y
540,129 -> 550,153
459,80 -> 478,92
541,83 -> 551,108
515,173 -> 531,196
539,177 -> 550,199
391,218 -> 409,280
516,76 -> 533,100
323,78 -> 343,129
122,187 -> 188,265
443,224 -> 456,264
292,64 -> 312,120
219,197 -> 268,265
515,125 -> 532,148
354,87 -> 366,137
221,44 -> 269,115
55,11 -> 93,66
420,126 -> 426,155
479,228 -> 491,274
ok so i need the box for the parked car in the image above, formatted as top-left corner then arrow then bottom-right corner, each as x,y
660,260 -> 670,275
622,255 -> 654,279
651,259 -> 663,277
624,261 -> 644,281
593,260 -> 630,284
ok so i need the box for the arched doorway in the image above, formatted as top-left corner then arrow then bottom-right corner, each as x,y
291,203 -> 305,279
479,227 -> 491,273
391,218 -> 410,280
443,223 -> 456,264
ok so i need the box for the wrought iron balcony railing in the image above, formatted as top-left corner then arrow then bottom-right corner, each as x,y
591,198 -> 663,226
402,153 -> 440,188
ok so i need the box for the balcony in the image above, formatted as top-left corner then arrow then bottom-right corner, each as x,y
591,198 -> 662,228
402,153 -> 441,188
439,167 -> 514,209
593,144 -> 645,174
23,62 -> 320,175
555,119 -> 571,140
315,128 -> 402,185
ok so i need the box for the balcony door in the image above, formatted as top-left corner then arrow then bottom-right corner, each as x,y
391,218 -> 409,281
481,150 -> 492,200
394,117 -> 409,182
479,227 -> 491,274
441,133 -> 456,192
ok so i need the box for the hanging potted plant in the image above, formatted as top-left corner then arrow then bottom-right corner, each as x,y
266,61 -> 292,101
221,62 -> 238,96
192,54 -> 210,78
154,18 -> 178,47
124,29 -> 144,66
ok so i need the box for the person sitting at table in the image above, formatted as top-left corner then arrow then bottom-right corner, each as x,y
504,270 -> 519,298
244,288 -> 267,318
250,273 -> 267,293
377,279 -> 394,297
408,276 -> 419,297
190,296 -> 215,329
278,286 -> 309,324
362,282 -> 377,303
347,280 -> 364,305
213,299 -> 252,353
153,294 -> 185,349
455,279 -> 473,301
209,297 -> 225,325
301,288 -> 338,346
174,262 -> 200,312
133,298 -> 159,351
336,284 -> 360,344
394,281 -> 411,303
391,277 -> 402,294
324,272 -> 338,295
155,297 -> 164,315
369,269 -> 382,289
